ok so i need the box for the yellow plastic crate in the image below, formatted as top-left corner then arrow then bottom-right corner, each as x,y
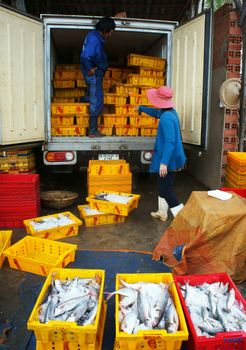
88,160 -> 130,175
88,174 -> 132,185
127,53 -> 166,70
110,68 -> 125,80
88,172 -> 132,195
140,86 -> 152,96
227,152 -> 246,172
35,302 -> 106,349
139,115 -> 159,127
76,79 -> 87,87
86,190 -> 140,216
225,178 -> 246,189
27,268 -> 105,343
0,231 -> 12,268
127,74 -> 165,86
51,127 -> 87,136
226,168 -> 246,186
104,93 -> 127,105
129,95 -> 150,105
78,205 -> 125,226
103,78 -> 118,90
54,88 -> 86,99
24,212 -> 82,240
3,236 -> 77,276
52,97 -> 76,103
227,158 -> 246,172
115,126 -> 139,136
114,84 -> 139,95
228,151 -> 246,163
51,103 -> 89,115
75,115 -> 89,127
53,80 -> 75,89
139,67 -> 164,77
114,273 -> 188,350
129,116 -> 159,128
103,115 -> 127,126
54,70 -> 80,80
140,127 -> 158,137
51,115 -> 74,126
98,125 -> 113,136
55,64 -> 80,71
88,184 -> 132,196
115,105 -> 138,116
129,116 -> 141,127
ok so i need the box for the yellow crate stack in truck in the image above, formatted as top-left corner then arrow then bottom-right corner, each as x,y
51,53 -> 166,137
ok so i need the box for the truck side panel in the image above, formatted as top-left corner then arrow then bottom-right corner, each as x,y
0,6 -> 44,145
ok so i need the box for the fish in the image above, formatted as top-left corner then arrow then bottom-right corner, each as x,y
110,281 -> 180,334
38,276 -> 100,326
225,288 -> 235,312
165,297 -> 179,333
121,311 -> 139,334
82,300 -> 98,326
180,281 -> 246,337
66,298 -> 91,322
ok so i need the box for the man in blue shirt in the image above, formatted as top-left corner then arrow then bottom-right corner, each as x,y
138,86 -> 186,220
80,17 -> 116,137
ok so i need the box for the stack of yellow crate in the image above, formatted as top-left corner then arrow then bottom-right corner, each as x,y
87,160 -> 132,195
0,149 -> 36,174
226,152 -> 246,188
78,160 -> 136,227
127,53 -> 165,137
51,102 -> 89,136
53,64 -> 86,102
100,53 -> 165,137
51,54 -> 166,137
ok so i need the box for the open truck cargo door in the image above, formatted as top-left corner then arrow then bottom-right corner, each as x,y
0,5 -> 44,146
172,11 -> 212,148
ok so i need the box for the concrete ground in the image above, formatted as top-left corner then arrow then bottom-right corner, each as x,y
0,170 -> 245,347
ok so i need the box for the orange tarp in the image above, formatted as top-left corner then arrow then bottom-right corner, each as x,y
153,191 -> 246,282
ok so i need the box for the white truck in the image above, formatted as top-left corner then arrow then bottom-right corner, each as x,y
0,4 -> 212,172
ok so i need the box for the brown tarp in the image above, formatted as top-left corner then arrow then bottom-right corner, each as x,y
152,191 -> 246,282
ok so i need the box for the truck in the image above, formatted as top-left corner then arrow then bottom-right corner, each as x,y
0,4 -> 212,175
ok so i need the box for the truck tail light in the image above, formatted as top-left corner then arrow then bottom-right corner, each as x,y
44,151 -> 76,165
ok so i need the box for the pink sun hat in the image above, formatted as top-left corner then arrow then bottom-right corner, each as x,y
146,86 -> 175,108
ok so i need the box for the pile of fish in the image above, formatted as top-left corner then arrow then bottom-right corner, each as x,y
30,213 -> 74,231
38,275 -> 101,325
107,280 -> 179,334
95,193 -> 133,204
179,282 -> 246,337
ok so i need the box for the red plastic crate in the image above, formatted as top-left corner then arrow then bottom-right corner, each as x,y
220,187 -> 246,198
174,273 -> 246,350
0,174 -> 40,228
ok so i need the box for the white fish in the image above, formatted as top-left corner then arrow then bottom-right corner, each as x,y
121,311 -> 139,334
133,323 -> 149,333
165,297 -> 179,333
225,288 -> 235,312
82,299 -> 98,325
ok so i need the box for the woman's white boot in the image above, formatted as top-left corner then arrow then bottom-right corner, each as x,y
151,196 -> 169,221
170,203 -> 184,217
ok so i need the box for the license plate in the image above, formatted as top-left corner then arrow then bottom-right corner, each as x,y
98,154 -> 119,161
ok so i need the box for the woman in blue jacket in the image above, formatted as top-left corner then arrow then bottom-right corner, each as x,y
138,86 -> 186,220
80,17 -> 116,137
